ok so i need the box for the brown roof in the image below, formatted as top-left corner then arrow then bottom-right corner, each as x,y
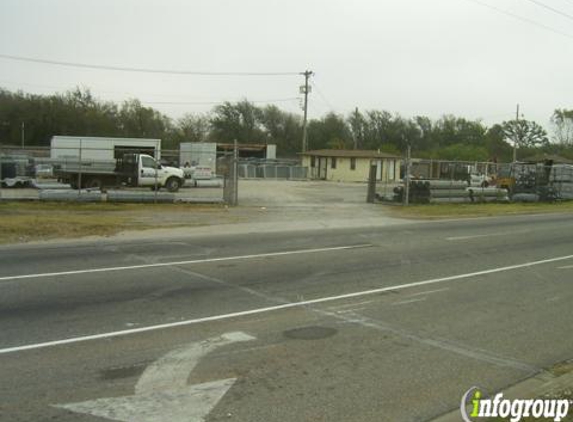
301,149 -> 400,159
521,154 -> 573,164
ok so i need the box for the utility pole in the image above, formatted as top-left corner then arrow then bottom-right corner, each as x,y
353,107 -> 359,150
513,104 -> 519,162
21,122 -> 25,148
300,70 -> 313,153
403,143 -> 411,206
0,139 -> 3,202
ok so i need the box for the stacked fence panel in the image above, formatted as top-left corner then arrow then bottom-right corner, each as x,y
551,165 -> 573,200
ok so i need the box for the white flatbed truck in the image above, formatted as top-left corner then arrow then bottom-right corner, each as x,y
53,153 -> 185,192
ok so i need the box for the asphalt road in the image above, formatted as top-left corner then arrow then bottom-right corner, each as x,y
1,213 -> 572,422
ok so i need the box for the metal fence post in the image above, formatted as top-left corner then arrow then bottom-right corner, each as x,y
367,161 -> 377,203
154,157 -> 159,204
0,141 -> 3,202
233,139 -> 239,206
78,139 -> 83,198
403,144 -> 411,206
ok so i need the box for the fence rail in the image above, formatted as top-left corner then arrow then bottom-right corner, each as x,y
0,145 -> 233,204
373,159 -> 573,204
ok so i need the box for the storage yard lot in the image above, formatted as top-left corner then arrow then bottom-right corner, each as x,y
0,180 -> 400,244
2,179 -> 573,245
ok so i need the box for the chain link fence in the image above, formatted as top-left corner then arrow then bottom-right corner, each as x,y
371,159 -> 573,204
0,143 -> 238,204
237,159 -> 308,180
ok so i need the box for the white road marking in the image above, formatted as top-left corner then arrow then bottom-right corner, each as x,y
392,298 -> 427,306
335,307 -> 367,314
557,265 -> 573,270
446,230 -> 527,241
327,310 -> 537,373
0,244 -> 372,282
54,331 -> 255,422
407,288 -> 449,297
1,253 -> 572,355
328,300 -> 376,310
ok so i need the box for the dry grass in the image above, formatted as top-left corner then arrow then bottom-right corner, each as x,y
0,202 -> 224,243
387,201 -> 573,219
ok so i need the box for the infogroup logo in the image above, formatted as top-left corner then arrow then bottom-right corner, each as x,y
461,386 -> 571,422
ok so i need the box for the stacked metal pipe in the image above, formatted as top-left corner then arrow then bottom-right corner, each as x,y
393,180 -> 509,204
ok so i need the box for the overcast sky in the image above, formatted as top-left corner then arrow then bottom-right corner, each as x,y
1,0 -> 572,130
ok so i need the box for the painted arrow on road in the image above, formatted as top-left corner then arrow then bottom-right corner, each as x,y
54,331 -> 256,422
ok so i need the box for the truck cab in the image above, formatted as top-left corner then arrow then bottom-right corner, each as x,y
118,154 -> 185,192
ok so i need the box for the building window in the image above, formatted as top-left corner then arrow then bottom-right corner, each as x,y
350,158 -> 356,170
331,157 -> 337,169
310,156 -> 315,168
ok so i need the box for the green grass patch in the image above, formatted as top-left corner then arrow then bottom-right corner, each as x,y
387,201 -> 573,219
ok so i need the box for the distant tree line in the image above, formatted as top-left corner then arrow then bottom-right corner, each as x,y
1,87 -> 572,161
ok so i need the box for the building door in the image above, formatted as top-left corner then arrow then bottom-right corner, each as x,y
376,160 -> 382,181
387,160 -> 396,181
318,157 -> 328,180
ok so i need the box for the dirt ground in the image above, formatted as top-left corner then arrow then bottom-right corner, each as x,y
0,180 -> 400,244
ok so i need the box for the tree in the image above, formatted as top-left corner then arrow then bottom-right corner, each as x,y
484,124 -> 513,162
119,99 -> 172,139
210,100 -> 264,143
307,112 -> 351,150
347,108 -> 365,149
176,113 -> 211,144
438,143 -> 489,161
431,115 -> 486,148
551,109 -> 573,146
502,119 -> 549,149
259,105 -> 302,155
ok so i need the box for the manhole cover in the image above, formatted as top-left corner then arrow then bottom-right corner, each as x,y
99,363 -> 147,380
283,326 -> 338,340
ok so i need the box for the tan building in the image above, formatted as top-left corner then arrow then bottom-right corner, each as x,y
301,149 -> 401,182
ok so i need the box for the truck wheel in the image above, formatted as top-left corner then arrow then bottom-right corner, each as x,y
87,178 -> 103,190
165,177 -> 182,192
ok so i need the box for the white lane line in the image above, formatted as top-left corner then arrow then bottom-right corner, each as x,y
446,231 -> 527,241
0,244 -> 372,282
407,288 -> 449,297
557,265 -> 573,270
328,300 -> 376,310
335,307 -> 367,314
1,253 -> 572,355
392,298 -> 427,306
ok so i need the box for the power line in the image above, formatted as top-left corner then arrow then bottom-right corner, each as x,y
310,80 -> 336,111
464,0 -> 573,40
522,0 -> 573,21
142,97 -> 300,105
0,79 -> 300,105
0,53 -> 300,76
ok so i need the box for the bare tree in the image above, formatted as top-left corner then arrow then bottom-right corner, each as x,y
502,119 -> 548,149
551,109 -> 573,146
